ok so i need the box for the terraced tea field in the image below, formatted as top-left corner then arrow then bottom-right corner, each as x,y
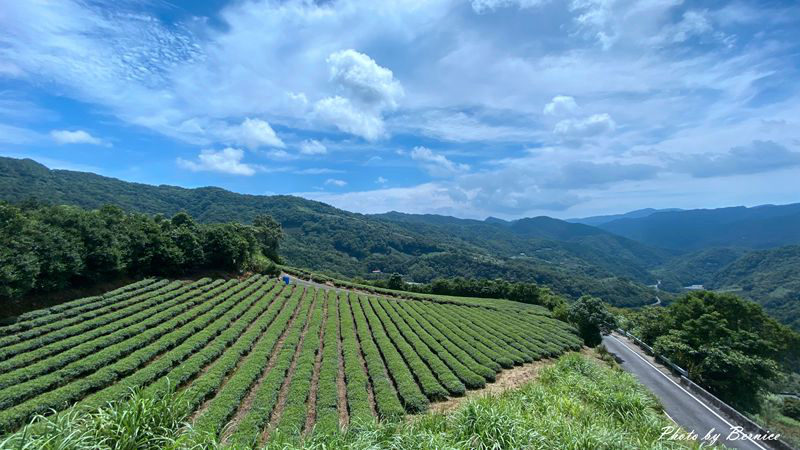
0,274 -> 581,444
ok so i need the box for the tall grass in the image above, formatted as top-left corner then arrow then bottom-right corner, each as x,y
1,354 -> 703,449
0,384 -> 191,450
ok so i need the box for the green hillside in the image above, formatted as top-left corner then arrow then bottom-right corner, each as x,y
0,157 -> 662,307
708,245 -> 800,330
652,247 -> 747,290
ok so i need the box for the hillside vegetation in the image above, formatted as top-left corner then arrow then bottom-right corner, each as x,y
0,201 -> 280,307
0,275 -> 580,441
0,157 -> 665,307
652,247 -> 747,290
709,245 -> 800,330
650,245 -> 800,330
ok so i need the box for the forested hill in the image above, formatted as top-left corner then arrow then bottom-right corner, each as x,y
598,203 -> 800,251
708,245 -> 800,330
371,212 -> 670,283
0,157 -> 661,307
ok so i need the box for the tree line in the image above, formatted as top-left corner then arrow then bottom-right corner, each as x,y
0,201 -> 282,302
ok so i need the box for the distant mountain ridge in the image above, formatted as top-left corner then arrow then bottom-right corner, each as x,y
567,208 -> 683,226
598,204 -> 800,251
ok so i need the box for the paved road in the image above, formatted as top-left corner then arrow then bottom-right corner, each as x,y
603,333 -> 769,450
650,280 -> 662,306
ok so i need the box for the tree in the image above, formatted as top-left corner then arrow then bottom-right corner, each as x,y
387,273 -> 403,290
171,225 -> 205,271
0,203 -> 39,299
202,223 -> 256,272
253,214 -> 282,262
629,291 -> 797,412
568,295 -> 617,347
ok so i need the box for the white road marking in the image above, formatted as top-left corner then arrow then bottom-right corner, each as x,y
609,335 -> 767,450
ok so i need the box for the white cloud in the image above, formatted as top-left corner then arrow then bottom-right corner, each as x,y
325,178 -> 348,187
265,149 -> 297,161
294,168 -> 344,175
299,139 -> 327,155
327,49 -> 403,109
410,146 -> 470,177
227,118 -> 284,149
554,113 -> 615,138
176,147 -> 255,176
314,96 -> 385,141
543,95 -> 579,116
392,110 -> 538,143
471,0 -> 548,13
376,176 -> 388,184
313,49 -> 403,141
670,10 -> 713,43
50,129 -> 108,146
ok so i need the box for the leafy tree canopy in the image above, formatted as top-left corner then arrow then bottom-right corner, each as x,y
568,295 -> 617,347
625,291 -> 800,412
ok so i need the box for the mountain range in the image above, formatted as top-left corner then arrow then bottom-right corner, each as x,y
1,156 -> 799,326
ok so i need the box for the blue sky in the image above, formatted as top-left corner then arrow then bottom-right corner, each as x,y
1,0 -> 799,219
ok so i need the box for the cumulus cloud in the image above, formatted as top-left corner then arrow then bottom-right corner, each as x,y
226,118 -> 284,149
325,178 -> 348,187
410,146 -> 470,177
299,139 -> 327,155
327,49 -> 403,110
554,113 -> 615,138
314,96 -> 386,141
543,95 -> 579,116
542,95 -> 615,144
177,148 -> 256,176
671,140 -> 800,178
50,129 -> 108,146
314,49 -> 403,141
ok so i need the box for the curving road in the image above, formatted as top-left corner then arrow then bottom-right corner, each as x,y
603,333 -> 770,450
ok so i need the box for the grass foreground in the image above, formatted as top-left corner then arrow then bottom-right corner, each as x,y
2,353 -> 698,450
